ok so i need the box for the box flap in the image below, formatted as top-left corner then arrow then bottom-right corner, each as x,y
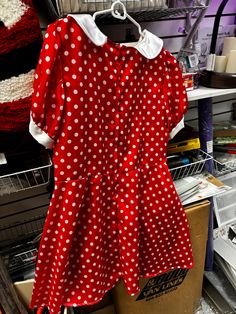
184,199 -> 210,210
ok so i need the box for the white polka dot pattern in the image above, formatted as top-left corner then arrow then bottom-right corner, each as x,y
30,16 -> 193,314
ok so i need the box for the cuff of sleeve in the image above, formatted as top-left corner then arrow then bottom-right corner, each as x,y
29,116 -> 54,149
169,117 -> 184,139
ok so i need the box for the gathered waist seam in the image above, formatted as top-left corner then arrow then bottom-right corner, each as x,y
55,159 -> 168,184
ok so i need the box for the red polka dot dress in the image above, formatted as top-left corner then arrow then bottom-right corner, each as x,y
29,14 -> 194,314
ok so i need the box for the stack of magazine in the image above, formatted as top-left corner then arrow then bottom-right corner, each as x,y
174,172 -> 231,206
174,176 -> 201,203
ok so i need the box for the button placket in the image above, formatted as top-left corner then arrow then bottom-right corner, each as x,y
110,47 -> 129,277
113,49 -> 127,169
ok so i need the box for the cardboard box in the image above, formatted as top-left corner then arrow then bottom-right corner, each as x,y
14,278 -> 112,313
90,305 -> 116,314
112,200 -> 210,314
79,293 -> 113,314
14,278 -> 34,308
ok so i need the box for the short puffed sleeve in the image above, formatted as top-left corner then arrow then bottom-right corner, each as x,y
29,23 -> 65,149
165,52 -> 188,139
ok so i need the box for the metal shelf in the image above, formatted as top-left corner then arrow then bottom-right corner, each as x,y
94,5 -> 207,24
169,149 -> 213,181
45,0 -> 210,64
46,0 -> 209,23
0,151 -> 52,196
214,155 -> 236,177
188,86 -> 236,102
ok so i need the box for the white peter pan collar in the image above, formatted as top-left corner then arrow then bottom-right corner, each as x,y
68,14 -> 163,59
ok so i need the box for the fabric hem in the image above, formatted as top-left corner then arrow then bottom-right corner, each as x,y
31,263 -> 194,312
29,115 -> 54,149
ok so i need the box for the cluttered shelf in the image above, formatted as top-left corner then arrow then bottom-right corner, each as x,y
187,86 -> 236,177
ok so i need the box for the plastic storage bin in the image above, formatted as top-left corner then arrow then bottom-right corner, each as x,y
214,171 -> 236,227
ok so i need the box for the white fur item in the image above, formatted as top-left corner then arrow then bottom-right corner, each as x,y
0,0 -> 29,28
0,70 -> 35,103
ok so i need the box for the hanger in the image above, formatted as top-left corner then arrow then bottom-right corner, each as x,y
92,0 -> 144,38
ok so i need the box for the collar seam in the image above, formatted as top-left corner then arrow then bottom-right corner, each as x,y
68,14 -> 163,59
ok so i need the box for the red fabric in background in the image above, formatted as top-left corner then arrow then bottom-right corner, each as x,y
0,96 -> 31,132
0,0 -> 42,132
0,5 -> 42,55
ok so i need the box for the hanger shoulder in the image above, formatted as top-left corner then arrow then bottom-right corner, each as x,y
93,0 -> 144,38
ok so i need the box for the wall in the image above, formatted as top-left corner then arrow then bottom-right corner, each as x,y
101,0 -> 236,53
